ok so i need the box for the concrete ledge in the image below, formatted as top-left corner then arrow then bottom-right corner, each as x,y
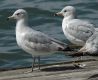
0,58 -> 98,80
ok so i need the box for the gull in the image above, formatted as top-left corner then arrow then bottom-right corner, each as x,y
54,6 -> 95,67
7,9 -> 71,72
78,30 -> 98,55
55,6 -> 95,46
69,30 -> 98,67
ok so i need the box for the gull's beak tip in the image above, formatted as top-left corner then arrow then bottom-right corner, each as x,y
7,16 -> 13,21
7,17 -> 10,21
54,12 -> 63,17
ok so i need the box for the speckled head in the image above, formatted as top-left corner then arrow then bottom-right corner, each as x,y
7,9 -> 28,20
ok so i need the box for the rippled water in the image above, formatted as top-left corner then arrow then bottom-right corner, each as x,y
0,0 -> 98,69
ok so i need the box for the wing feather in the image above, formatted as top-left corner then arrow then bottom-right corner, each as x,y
67,19 -> 95,41
24,29 -> 68,52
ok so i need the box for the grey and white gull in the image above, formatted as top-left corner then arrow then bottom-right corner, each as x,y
55,6 -> 96,67
7,9 -> 71,72
68,29 -> 98,68
78,30 -> 98,55
55,6 -> 95,46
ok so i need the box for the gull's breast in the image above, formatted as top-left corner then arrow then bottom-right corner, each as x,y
16,31 -> 26,48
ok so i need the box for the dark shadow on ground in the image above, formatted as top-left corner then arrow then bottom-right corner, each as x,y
41,65 -> 83,72
87,74 -> 98,80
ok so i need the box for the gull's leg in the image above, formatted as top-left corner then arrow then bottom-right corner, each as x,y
32,57 -> 36,72
80,55 -> 83,61
38,56 -> 41,70
80,52 -> 86,67
73,56 -> 82,68
77,55 -> 82,62
73,56 -> 79,67
73,52 -> 81,67
75,52 -> 86,68
23,57 -> 36,73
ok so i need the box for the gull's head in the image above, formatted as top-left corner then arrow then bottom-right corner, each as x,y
55,6 -> 76,17
7,9 -> 28,20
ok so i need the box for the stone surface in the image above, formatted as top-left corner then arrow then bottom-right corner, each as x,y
0,57 -> 98,80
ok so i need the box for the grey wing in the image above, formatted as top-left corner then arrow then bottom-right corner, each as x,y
95,28 -> 98,32
83,31 -> 98,54
86,31 -> 98,44
24,30 -> 68,52
67,19 -> 95,41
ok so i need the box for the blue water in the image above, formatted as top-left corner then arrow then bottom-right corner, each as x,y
0,0 -> 98,69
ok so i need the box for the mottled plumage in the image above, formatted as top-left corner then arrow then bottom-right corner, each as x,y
79,31 -> 98,54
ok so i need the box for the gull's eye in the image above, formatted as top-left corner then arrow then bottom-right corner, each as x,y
64,10 -> 66,12
16,13 -> 20,15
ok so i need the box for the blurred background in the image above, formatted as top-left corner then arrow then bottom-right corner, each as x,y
0,0 -> 98,69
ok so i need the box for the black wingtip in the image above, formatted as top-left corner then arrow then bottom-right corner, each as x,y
54,13 -> 58,16
64,46 -> 73,51
58,46 -> 73,52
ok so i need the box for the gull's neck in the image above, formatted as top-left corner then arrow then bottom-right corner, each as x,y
63,13 -> 77,24
62,14 -> 76,28
16,18 -> 28,28
64,14 -> 76,21
16,18 -> 29,32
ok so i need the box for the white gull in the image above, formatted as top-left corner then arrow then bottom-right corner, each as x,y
8,9 -> 70,72
55,6 -> 96,68
55,6 -> 95,46
69,29 -> 98,68
79,30 -> 98,55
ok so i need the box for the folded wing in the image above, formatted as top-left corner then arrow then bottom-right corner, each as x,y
66,19 -> 95,42
24,29 -> 70,52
